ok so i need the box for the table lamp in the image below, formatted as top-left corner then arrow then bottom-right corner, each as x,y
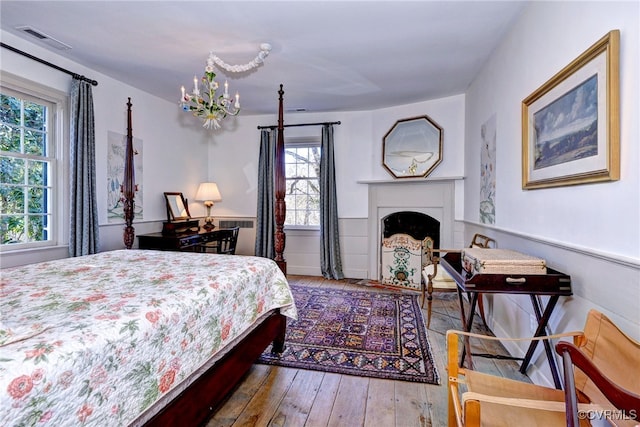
195,182 -> 222,230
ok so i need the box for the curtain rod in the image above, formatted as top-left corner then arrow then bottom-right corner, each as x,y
257,120 -> 341,130
1,42 -> 98,86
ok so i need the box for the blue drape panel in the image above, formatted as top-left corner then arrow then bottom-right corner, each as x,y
320,124 -> 344,279
255,129 -> 276,258
69,78 -> 99,256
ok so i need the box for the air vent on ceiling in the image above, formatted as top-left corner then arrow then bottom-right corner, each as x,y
16,26 -> 72,50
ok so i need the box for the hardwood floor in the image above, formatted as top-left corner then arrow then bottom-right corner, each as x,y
206,275 -> 531,427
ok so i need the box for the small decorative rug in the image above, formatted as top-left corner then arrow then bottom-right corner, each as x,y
257,285 -> 439,384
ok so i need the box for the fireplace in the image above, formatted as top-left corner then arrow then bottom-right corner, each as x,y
382,211 -> 440,247
364,178 -> 459,280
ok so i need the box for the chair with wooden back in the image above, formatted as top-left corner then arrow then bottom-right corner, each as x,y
199,227 -> 239,255
446,309 -> 640,426
422,233 -> 496,328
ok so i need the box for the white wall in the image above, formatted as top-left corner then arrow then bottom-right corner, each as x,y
0,31 -> 210,267
463,1 -> 639,386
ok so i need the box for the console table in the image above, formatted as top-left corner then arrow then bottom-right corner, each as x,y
137,228 -> 234,252
440,251 -> 572,389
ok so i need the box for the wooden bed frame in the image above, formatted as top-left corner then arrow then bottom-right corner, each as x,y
123,87 -> 289,426
143,311 -> 286,426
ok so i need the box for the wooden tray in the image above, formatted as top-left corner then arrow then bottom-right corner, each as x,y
441,252 -> 571,296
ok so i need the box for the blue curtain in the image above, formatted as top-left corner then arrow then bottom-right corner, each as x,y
255,129 -> 276,258
320,124 -> 344,279
69,78 -> 99,256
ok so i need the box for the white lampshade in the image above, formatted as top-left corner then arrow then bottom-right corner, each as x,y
195,182 -> 222,202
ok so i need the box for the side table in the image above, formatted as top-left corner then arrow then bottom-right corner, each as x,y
440,251 -> 572,389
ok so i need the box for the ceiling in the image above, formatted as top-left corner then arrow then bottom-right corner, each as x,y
0,1 -> 527,115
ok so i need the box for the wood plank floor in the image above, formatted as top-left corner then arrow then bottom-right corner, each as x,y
206,275 -> 531,427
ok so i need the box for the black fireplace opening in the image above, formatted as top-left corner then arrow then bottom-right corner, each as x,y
382,211 -> 440,248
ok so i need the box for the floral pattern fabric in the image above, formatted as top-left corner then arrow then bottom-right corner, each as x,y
0,250 -> 296,426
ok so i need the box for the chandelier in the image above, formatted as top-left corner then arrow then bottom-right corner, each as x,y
180,43 -> 272,130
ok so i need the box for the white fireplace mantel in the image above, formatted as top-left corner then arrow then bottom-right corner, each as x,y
364,177 -> 463,280
357,176 -> 464,185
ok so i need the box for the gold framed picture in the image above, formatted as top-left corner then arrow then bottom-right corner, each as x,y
522,30 -> 620,190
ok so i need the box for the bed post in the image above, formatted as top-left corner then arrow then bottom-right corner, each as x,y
122,97 -> 136,249
274,85 -> 287,274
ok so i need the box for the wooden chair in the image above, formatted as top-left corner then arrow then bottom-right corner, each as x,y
199,227 -> 239,255
422,233 -> 496,328
446,309 -> 640,427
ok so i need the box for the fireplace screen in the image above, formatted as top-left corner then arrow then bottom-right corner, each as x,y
380,211 -> 440,290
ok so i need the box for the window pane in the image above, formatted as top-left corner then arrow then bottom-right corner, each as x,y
0,123 -> 21,152
0,94 -> 21,126
1,215 -> 25,244
28,187 -> 47,213
24,101 -> 46,131
285,209 -> 295,225
27,160 -> 48,186
0,186 -> 24,213
0,156 -> 25,184
27,214 -> 48,242
24,129 -> 46,156
296,161 -> 309,178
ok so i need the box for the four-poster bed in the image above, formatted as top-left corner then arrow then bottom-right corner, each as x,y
0,90 -> 294,427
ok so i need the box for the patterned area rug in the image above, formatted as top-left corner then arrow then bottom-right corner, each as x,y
257,285 -> 439,384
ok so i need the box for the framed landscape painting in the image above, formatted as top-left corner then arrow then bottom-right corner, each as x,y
522,30 -> 619,190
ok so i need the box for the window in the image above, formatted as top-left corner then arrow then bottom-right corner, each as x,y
1,86 -> 58,248
284,140 -> 321,228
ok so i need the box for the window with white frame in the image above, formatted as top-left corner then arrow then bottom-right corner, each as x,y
284,139 -> 321,228
1,86 -> 59,248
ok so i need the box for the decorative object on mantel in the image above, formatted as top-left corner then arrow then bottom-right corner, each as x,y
179,43 -> 272,130
195,182 -> 222,230
121,98 -> 138,249
382,115 -> 443,179
522,30 -> 619,189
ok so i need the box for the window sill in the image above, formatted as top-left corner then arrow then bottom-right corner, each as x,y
0,245 -> 69,268
284,226 -> 320,235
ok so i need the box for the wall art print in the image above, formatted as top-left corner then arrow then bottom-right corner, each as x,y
107,131 -> 143,223
522,30 -> 619,189
480,114 -> 496,224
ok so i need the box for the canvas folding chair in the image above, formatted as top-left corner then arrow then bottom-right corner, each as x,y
446,309 -> 640,426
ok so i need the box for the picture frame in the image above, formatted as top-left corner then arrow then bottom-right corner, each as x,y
382,115 -> 443,179
522,30 -> 619,190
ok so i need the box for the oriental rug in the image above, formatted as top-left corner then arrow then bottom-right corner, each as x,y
257,285 -> 440,384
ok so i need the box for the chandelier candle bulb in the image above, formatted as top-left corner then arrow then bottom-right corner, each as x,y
181,86 -> 185,99
224,80 -> 229,98
193,76 -> 199,95
235,92 -> 240,108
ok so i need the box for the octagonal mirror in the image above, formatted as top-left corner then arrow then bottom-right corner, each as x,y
382,115 -> 443,178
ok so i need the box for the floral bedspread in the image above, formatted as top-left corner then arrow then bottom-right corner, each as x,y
0,250 -> 296,426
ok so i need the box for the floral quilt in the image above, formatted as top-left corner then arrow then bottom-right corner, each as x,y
0,250 -> 296,426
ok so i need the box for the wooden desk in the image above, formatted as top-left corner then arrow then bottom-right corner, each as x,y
137,228 -> 233,252
440,252 -> 572,389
